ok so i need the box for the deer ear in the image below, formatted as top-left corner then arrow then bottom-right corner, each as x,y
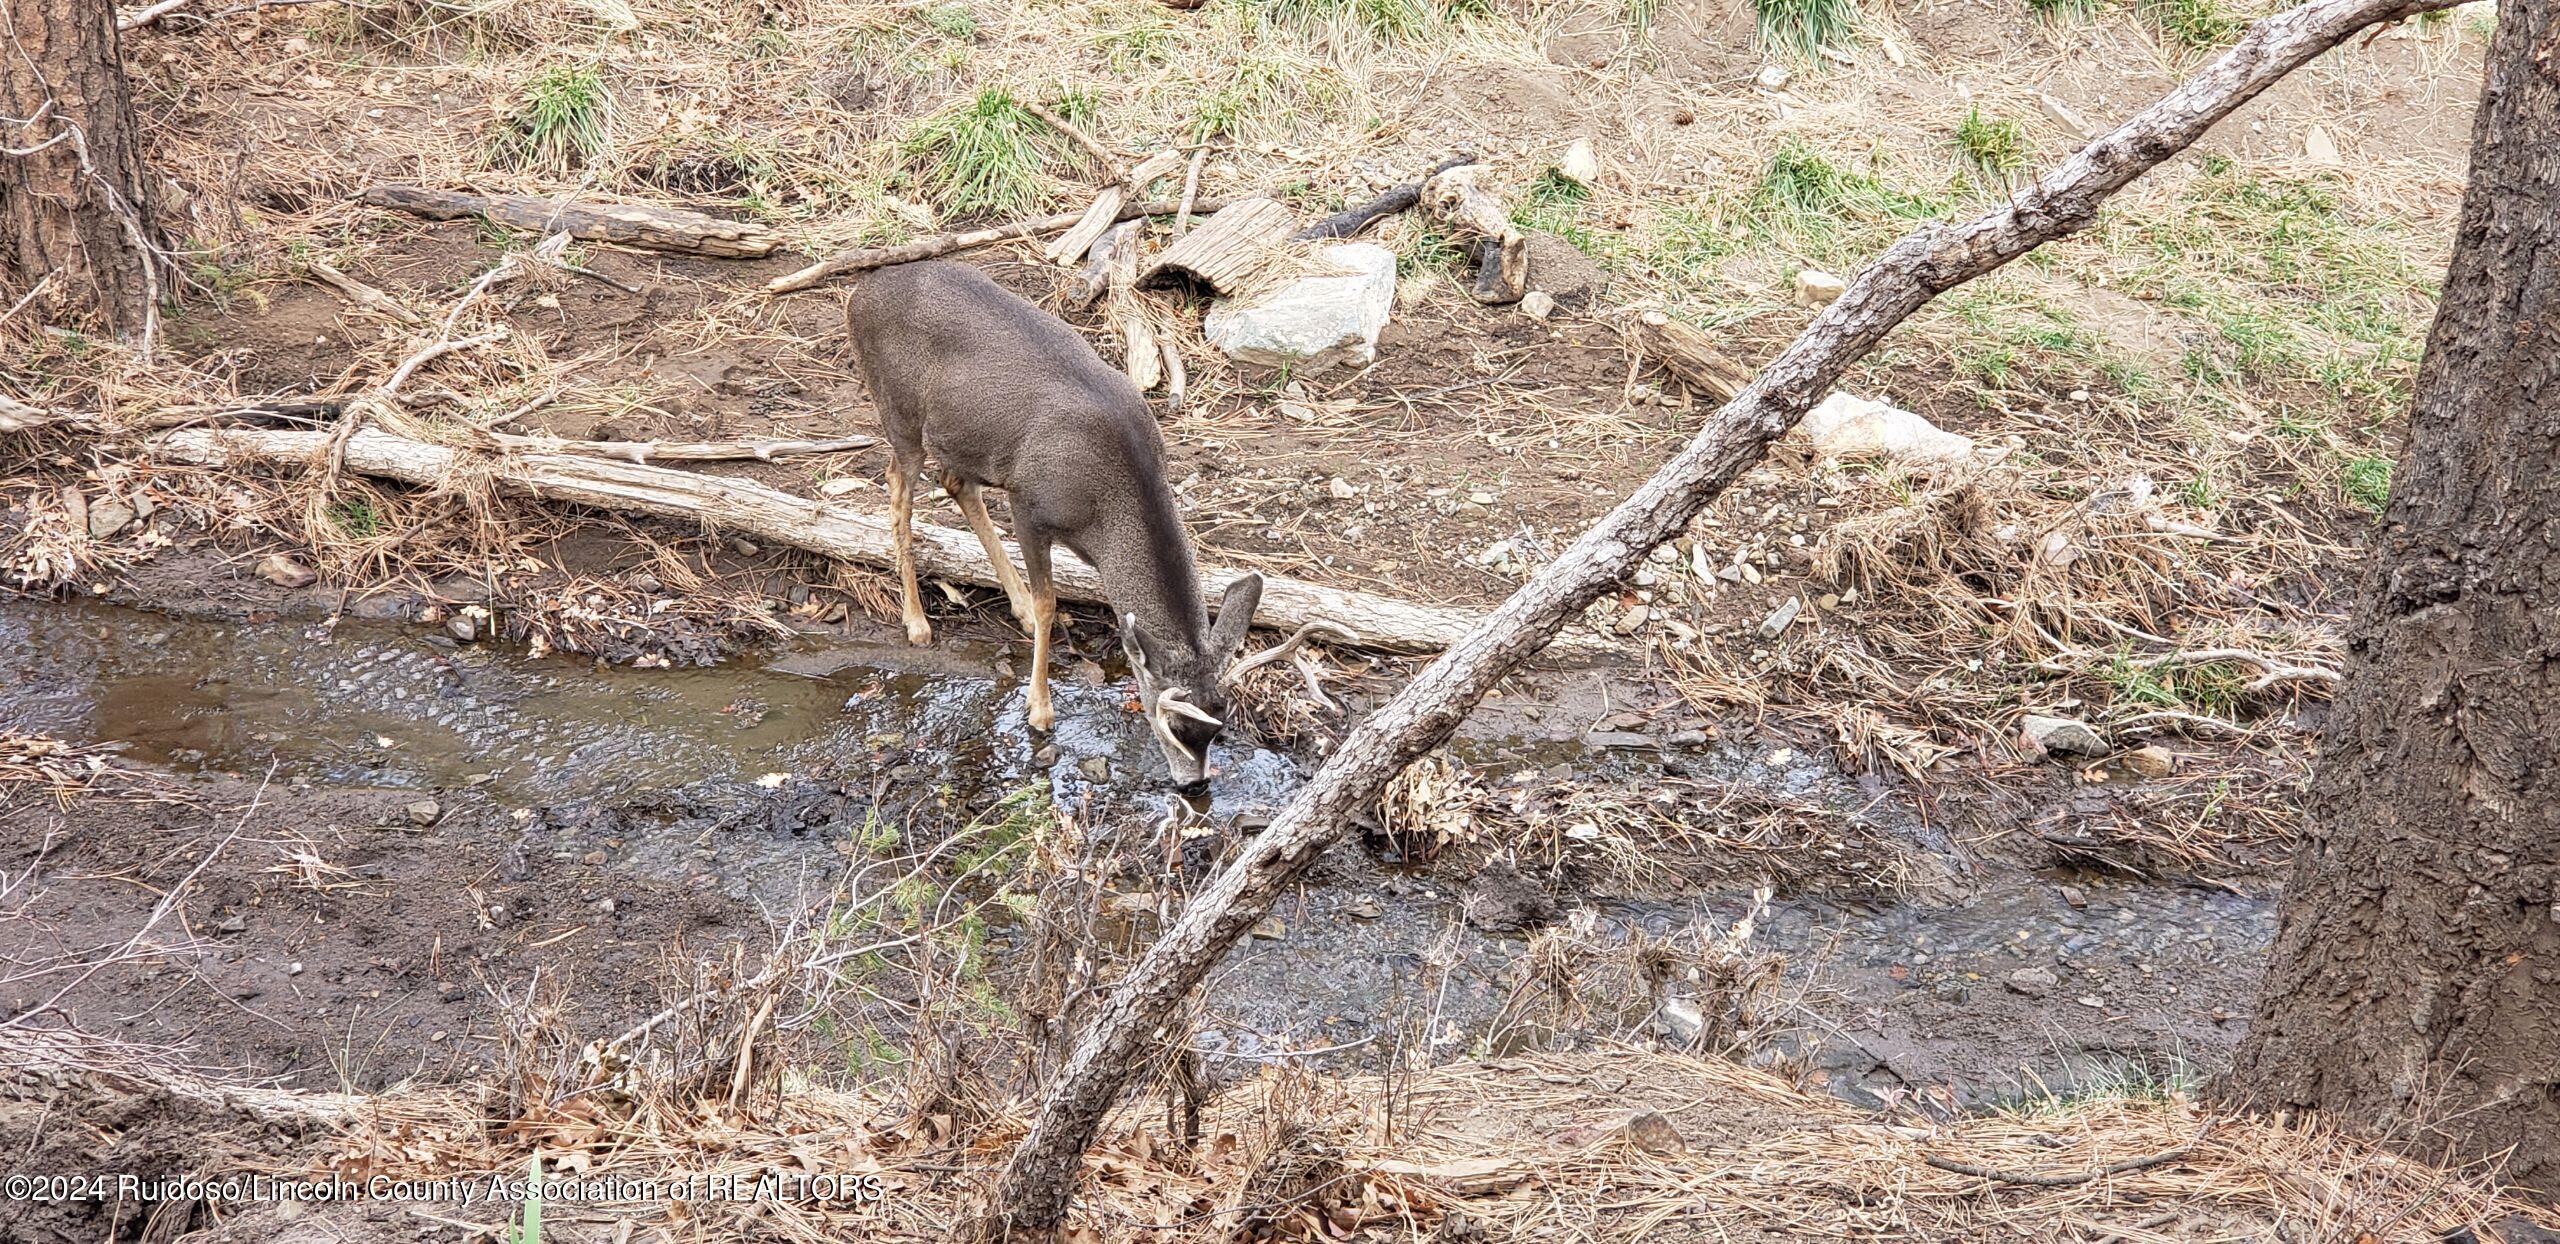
1121,613 -> 1166,689
1207,573 -> 1265,666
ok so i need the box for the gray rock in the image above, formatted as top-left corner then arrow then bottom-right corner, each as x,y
445,614 -> 477,643
1519,290 -> 1557,320
87,496 -> 136,539
1077,756 -> 1112,783
1757,597 -> 1802,640
1204,242 -> 1396,372
2007,966 -> 2059,998
404,798 -> 442,827
2021,714 -> 2109,758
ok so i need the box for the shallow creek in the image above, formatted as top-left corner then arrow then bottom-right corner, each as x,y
0,600 -> 2274,1105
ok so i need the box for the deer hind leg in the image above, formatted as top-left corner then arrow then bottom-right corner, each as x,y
1018,528 -> 1059,733
887,454 -> 933,646
941,471 -> 1037,635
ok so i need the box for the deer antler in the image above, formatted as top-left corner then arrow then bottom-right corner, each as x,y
1224,619 -> 1358,685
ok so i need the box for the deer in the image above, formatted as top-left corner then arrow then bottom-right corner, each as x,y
844,259 -> 1270,794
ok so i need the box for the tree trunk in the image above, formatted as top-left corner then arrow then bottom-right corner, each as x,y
2226,0 -> 2560,1200
0,0 -> 164,345
978,1 -> 2470,1236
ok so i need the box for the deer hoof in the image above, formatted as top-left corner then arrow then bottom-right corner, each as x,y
904,618 -> 934,646
1027,701 -> 1055,732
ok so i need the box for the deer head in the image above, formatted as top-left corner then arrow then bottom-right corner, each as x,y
1122,574 -> 1264,793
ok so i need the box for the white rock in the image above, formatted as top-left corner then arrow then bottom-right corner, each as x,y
1793,268 -> 1848,306
1757,597 -> 1802,640
1204,242 -> 1397,373
2020,714 -> 2109,758
1520,290 -> 1557,320
1559,138 -> 1601,186
1791,392 -> 1979,467
1755,64 -> 1791,90
2303,124 -> 2341,166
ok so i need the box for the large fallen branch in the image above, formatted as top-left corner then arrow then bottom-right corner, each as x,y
145,427 -> 1493,654
359,185 -> 778,258
767,196 -> 1241,295
979,0 -> 2467,1236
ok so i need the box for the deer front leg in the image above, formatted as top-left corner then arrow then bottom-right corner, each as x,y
887,458 -> 933,646
1018,529 -> 1059,733
942,472 -> 1038,635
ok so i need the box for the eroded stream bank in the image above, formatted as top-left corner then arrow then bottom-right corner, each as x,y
1,599 -> 2270,1108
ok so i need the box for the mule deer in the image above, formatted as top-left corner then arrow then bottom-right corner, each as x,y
845,260 -> 1262,792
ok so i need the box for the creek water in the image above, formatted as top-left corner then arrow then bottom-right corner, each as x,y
0,599 -> 2274,1105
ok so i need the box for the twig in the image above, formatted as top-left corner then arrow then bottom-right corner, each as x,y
1024,101 -> 1120,175
305,260 -> 423,326
1923,1127 -> 2208,1187
1174,145 -> 1210,238
494,433 -> 876,462
378,328 -> 505,401
116,0 -> 193,30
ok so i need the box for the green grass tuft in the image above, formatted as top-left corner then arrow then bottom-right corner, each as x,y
496,63 -> 611,173
1954,106 -> 2028,178
2025,0 -> 2099,18
902,89 -> 1051,217
2143,0 -> 2242,49
1192,57 -> 1302,142
1753,0 -> 1857,57
2343,455 -> 2393,512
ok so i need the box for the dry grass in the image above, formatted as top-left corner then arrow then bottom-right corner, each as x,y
11,1024 -> 2552,1244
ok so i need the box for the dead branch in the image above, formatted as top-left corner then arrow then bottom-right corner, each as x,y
146,426 -> 1510,654
978,1 -> 2468,1234
495,433 -> 878,463
359,184 -> 777,257
769,196 -> 1242,295
0,394 -> 84,434
1924,1126 -> 2210,1188
1293,153 -> 1476,241
304,260 -> 423,327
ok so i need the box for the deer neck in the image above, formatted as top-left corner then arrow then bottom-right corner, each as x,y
1087,480 -> 1208,659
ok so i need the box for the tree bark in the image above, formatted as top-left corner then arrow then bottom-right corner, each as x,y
2226,0 -> 2560,1199
978,0 -> 2471,1236
1,0 -> 166,346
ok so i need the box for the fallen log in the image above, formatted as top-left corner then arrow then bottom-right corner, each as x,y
359,184 -> 778,258
768,195 -> 1241,295
491,433 -> 878,463
978,0 -> 2466,1234
147,427 -> 1493,654
1633,311 -> 1755,403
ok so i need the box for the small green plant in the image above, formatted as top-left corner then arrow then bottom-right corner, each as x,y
1191,57 -> 1301,142
921,2 -> 979,39
327,496 -> 383,538
1954,106 -> 2027,178
496,63 -> 612,173
2025,0 -> 2098,18
510,1154 -> 542,1244
1628,0 -> 1661,38
903,89 -> 1050,217
2343,454 -> 2392,512
2143,0 -> 2242,49
1397,225 -> 1468,279
1260,0 -> 1440,39
1643,204 -> 1745,278
1753,0 -> 1857,57
1096,13 -> 1173,70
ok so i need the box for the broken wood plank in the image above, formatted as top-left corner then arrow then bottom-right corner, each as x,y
147,426 -> 1495,654
359,185 -> 777,258
1043,185 -> 1128,266
1137,196 -> 1298,295
768,195 -> 1239,294
1633,311 -> 1754,403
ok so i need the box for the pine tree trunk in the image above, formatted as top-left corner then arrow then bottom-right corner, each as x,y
1,0 -> 164,344
2225,0 -> 2560,1200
